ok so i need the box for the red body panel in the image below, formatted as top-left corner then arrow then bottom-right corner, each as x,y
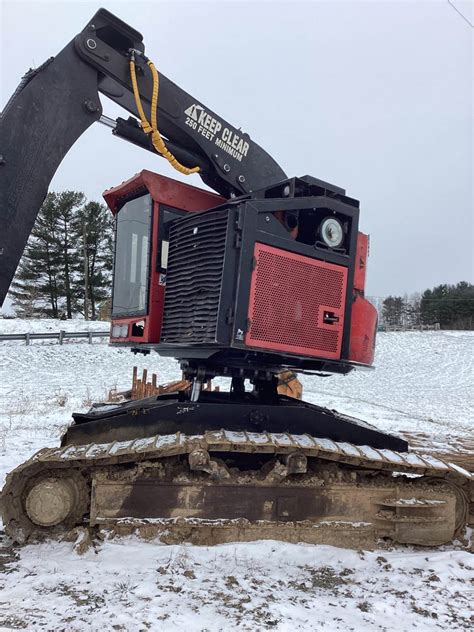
105,171 -> 223,344
348,232 -> 377,365
245,243 -> 348,360
103,169 -> 223,215
349,295 -> 377,365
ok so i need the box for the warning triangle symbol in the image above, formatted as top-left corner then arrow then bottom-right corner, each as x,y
184,104 -> 203,121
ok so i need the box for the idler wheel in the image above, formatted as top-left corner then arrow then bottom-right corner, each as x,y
423,476 -> 469,534
25,476 -> 82,527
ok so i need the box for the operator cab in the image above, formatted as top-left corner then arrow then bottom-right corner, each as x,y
104,170 -> 223,345
110,193 -> 186,338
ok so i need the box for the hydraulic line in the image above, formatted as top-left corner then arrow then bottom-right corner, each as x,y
129,50 -> 200,176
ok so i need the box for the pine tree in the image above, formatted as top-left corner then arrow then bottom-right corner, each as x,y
72,201 -> 114,320
382,296 -> 405,327
10,193 -> 64,317
8,277 -> 42,318
10,191 -> 114,319
54,191 -> 85,318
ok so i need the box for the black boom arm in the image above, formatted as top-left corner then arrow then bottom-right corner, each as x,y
0,8 -> 286,305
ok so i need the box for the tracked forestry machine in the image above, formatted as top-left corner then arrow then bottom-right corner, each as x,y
1,9 -> 471,548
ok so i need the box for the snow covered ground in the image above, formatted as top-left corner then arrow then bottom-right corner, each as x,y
0,321 -> 473,631
2,539 -> 472,631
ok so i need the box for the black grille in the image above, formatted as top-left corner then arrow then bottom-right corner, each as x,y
161,209 -> 229,344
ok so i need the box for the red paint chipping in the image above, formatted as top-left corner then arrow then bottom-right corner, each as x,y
354,232 -> 369,292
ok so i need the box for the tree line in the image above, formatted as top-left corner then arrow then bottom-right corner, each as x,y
10,191 -> 113,320
374,282 -> 474,330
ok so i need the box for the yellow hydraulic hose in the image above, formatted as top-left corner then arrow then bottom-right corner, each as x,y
129,55 -> 200,176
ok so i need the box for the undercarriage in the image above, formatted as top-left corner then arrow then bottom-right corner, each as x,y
2,387 -> 472,550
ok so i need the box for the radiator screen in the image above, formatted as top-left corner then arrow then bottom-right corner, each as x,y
245,243 -> 347,360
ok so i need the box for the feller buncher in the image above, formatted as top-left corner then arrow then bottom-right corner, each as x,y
1,9 -> 471,548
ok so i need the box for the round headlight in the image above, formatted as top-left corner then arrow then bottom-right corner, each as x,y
320,217 -> 344,248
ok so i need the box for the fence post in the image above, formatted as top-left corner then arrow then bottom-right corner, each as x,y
88,332 -> 93,344
25,332 -> 30,346
59,330 -> 65,345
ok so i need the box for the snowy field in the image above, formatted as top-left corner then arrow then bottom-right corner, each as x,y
0,320 -> 473,631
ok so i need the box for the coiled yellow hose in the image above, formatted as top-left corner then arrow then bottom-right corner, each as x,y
129,56 -> 200,176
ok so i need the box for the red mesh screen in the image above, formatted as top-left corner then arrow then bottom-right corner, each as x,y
245,243 -> 347,360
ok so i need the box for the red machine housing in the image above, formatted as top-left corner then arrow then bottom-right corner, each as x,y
105,170 -> 377,371
104,170 -> 223,344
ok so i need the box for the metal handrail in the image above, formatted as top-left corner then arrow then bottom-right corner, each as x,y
0,330 -> 110,344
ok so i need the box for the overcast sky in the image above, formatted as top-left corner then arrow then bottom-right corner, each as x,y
2,0 -> 473,297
